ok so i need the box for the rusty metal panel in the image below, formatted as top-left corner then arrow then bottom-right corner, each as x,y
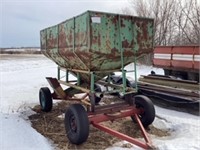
75,13 -> 88,50
40,11 -> 154,82
58,12 -> 89,70
41,25 -> 71,68
89,12 -> 154,54
46,25 -> 58,49
58,12 -> 88,50
133,17 -> 154,52
58,18 -> 74,49
40,29 -> 46,50
90,12 -> 119,54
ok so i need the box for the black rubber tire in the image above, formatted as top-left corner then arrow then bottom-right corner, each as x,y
64,104 -> 89,145
39,87 -> 53,112
131,95 -> 155,128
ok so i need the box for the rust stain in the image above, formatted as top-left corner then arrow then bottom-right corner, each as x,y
111,16 -> 118,24
121,19 -> 126,28
122,40 -> 129,48
98,33 -> 101,46
47,34 -> 57,49
58,24 -> 67,48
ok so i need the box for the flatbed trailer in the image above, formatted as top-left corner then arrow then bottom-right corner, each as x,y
153,46 -> 200,82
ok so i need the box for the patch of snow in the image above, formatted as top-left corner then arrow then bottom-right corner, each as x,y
0,113 -> 53,150
153,106 -> 200,150
0,55 -> 56,113
115,63 -> 164,80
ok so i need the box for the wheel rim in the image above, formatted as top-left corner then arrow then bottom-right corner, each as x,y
69,115 -> 77,133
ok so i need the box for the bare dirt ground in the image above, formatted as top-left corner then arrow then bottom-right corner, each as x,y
29,97 -> 170,150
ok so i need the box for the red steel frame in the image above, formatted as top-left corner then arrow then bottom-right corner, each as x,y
88,107 -> 153,149
88,106 -> 153,149
46,77 -> 153,149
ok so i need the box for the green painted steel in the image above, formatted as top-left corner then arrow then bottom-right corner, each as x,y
90,72 -> 95,92
41,11 -> 154,84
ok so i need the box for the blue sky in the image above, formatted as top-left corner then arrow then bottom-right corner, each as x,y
0,0 -> 129,48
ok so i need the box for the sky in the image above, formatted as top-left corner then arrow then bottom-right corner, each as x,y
0,0 -> 129,48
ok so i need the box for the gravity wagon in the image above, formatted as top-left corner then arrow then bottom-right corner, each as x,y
39,11 -> 155,149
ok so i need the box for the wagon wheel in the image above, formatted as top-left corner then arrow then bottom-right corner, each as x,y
131,95 -> 155,128
39,87 -> 53,112
64,104 -> 89,144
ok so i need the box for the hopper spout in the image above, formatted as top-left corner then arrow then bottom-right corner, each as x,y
95,92 -> 104,99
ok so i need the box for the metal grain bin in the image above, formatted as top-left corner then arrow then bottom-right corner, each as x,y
40,11 -> 154,82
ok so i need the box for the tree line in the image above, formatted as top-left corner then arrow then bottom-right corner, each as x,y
122,0 -> 200,46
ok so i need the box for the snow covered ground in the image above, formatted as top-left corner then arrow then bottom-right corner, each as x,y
0,54 -> 199,150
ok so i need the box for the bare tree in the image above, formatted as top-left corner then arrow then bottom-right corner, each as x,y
177,0 -> 200,45
122,0 -> 200,46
